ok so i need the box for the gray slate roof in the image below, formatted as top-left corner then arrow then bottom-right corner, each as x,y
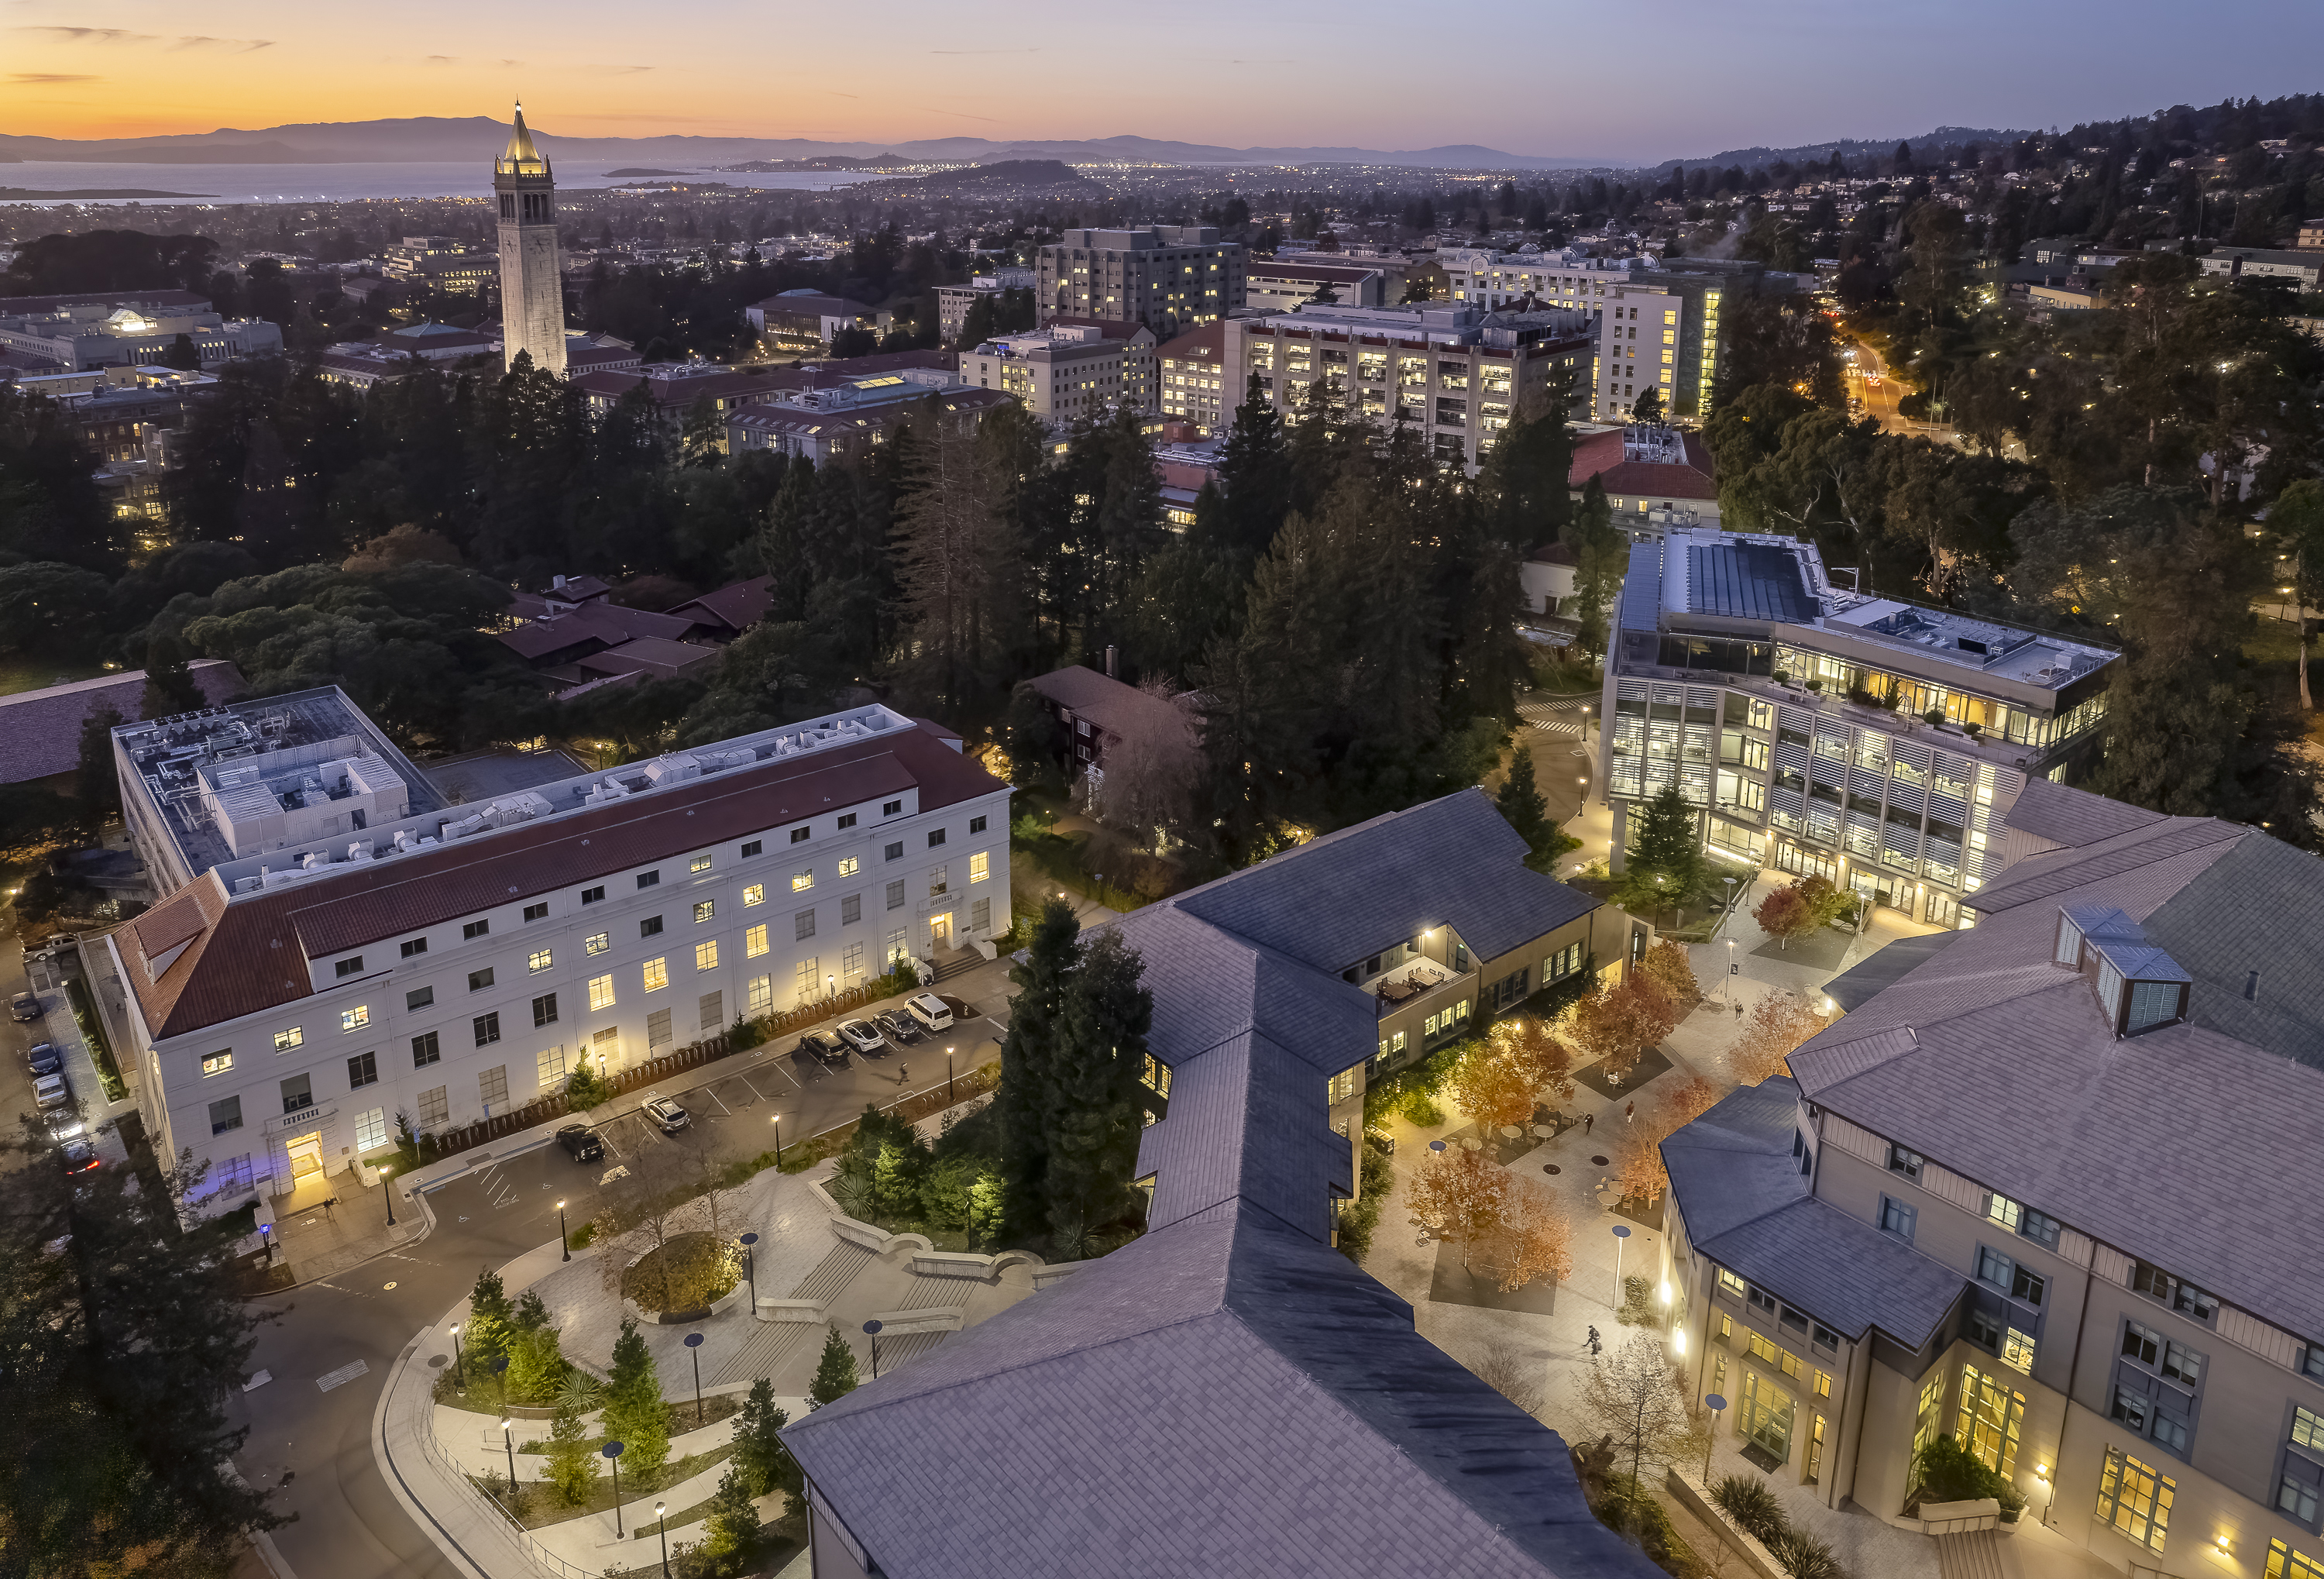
1173,788 -> 1597,970
1787,813 -> 2324,1342
2001,773 -> 2167,849
1662,1080 -> 1962,1347
1821,930 -> 1960,1013
782,1206 -> 1664,1579
782,790 -> 1643,1579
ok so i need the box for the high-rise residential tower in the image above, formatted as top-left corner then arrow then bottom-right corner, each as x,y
493,102 -> 565,377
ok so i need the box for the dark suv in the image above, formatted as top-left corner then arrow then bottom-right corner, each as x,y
797,1028 -> 850,1067
555,1124 -> 604,1163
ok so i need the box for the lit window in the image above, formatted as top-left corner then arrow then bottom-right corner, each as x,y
2095,1449 -> 2173,1553
528,948 -> 552,973
746,924 -> 768,958
694,900 -> 715,924
837,856 -> 860,878
690,854 -> 711,873
273,1027 -> 303,1052
696,941 -> 719,971
588,975 -> 615,1011
585,931 -> 609,955
342,1005 -> 370,1033
793,869 -> 814,892
643,958 -> 669,992
202,1049 -> 233,1077
743,883 -> 764,906
969,851 -> 990,884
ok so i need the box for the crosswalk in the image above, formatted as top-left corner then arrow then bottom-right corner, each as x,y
1518,704 -> 1586,738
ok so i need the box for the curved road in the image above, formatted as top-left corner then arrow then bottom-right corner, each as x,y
230,1009 -> 1007,1578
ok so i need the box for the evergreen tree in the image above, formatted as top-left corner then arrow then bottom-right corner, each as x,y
1629,386 -> 1665,425
1621,784 -> 1707,917
1563,477 -> 1628,659
0,1143 -> 285,1573
462,1264 -> 514,1368
75,705 -> 123,829
1474,387 -> 1576,549
808,1325 -> 860,1409
545,1389 -> 598,1506
1494,748 -> 1557,872
1215,372 -> 1291,566
700,1465 -> 763,1572
602,1316 -> 671,1482
731,1378 -> 799,1498
1040,931 -> 1154,1254
995,900 -> 1080,1240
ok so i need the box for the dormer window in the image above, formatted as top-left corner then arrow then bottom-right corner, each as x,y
2059,905 -> 2191,1037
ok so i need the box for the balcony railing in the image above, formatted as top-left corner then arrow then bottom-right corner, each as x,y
1370,965 -> 1474,1023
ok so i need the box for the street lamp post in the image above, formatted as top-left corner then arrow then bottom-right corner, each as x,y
946,1045 -> 955,1105
655,1502 -> 671,1578
603,1441 -> 625,1536
557,1199 -> 570,1262
449,1324 -> 466,1388
381,1164 -> 395,1226
499,1418 -> 518,1510
1702,1394 -> 1728,1484
684,1331 -> 705,1424
771,1113 -> 782,1168
863,1319 -> 884,1380
739,1231 -> 759,1311
1611,1223 -> 1631,1304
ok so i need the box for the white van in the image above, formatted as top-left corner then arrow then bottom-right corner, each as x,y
906,992 -> 954,1034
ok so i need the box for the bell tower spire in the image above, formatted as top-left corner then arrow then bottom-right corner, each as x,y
493,99 -> 564,376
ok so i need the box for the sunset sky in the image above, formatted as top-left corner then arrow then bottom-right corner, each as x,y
5,0 -> 2322,161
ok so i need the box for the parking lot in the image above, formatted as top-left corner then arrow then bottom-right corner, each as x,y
6,936 -> 138,1178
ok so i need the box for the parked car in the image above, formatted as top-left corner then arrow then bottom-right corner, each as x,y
906,992 -> 954,1034
33,1072 -> 70,1109
641,1094 -> 689,1134
10,991 -> 39,1022
43,1110 -> 85,1142
25,1042 -> 62,1075
837,1017 -> 889,1057
875,1009 -> 923,1044
555,1123 -> 604,1163
57,1138 -> 99,1175
797,1029 -> 850,1066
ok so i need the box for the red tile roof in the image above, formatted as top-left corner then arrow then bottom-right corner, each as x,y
1568,425 -> 1717,502
122,724 -> 1008,1041
1157,323 -> 1226,364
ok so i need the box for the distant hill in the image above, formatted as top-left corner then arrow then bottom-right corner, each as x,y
1660,126 -> 2028,174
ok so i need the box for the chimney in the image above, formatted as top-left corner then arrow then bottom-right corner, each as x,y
1105,645 -> 1119,679
552,574 -> 566,590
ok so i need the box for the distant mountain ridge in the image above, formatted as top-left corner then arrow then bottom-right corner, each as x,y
0,116 -> 2037,173
0,117 -> 1614,170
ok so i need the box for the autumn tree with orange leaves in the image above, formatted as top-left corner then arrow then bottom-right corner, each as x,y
1483,1180 -> 1573,1292
1607,1075 -> 1722,1205
1490,1016 -> 1576,1102
1731,992 -> 1834,1085
1408,1145 -> 1511,1268
1450,1041 -> 1541,1133
1569,978 -> 1683,1086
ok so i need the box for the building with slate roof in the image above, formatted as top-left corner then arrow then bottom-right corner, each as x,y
1658,779 -> 2324,1579
782,789 -> 1656,1579
1600,525 -> 2119,931
103,697 -> 1010,1218
0,660 -> 243,790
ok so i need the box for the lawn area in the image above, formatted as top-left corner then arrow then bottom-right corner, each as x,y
493,1443 -> 737,1528
0,657 -> 106,698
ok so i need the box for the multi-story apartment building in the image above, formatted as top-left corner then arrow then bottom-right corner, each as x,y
1034,226 -> 1246,339
1243,256 -> 1387,311
105,692 -> 1011,1216
1219,301 -> 1592,472
957,322 -> 1156,428
935,266 -> 1033,345
1662,790 -> 2324,1579
1600,528 -> 2118,928
1569,424 -> 1722,539
1155,322 -> 1229,435
1439,245 -> 1644,311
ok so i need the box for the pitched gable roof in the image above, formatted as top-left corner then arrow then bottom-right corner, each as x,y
0,661 -> 244,786
784,1207 -> 1661,1579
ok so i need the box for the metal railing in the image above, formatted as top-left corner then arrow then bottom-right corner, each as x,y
415,1413 -> 600,1579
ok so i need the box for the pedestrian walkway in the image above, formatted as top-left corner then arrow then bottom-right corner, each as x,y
264,1165 -> 429,1285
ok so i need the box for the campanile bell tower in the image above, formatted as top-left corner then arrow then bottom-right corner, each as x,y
493,101 -> 565,376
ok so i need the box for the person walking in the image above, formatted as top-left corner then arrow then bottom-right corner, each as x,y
1587,1325 -> 1603,1357
1624,1099 -> 1635,1124
1583,1111 -> 1595,1136
899,1062 -> 909,1087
